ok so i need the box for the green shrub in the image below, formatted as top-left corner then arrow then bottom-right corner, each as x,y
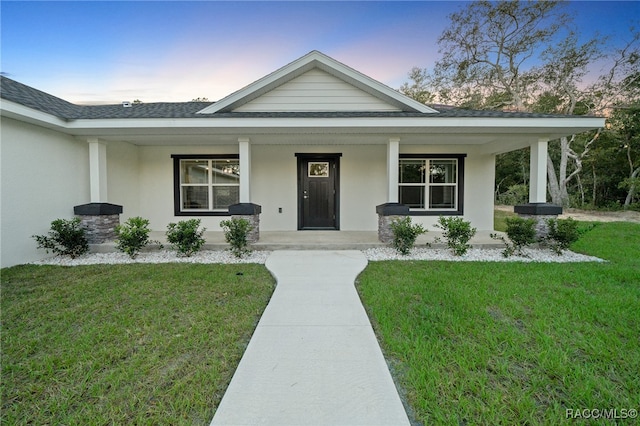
546,217 -> 580,255
115,217 -> 153,259
166,219 -> 206,257
435,216 -> 477,256
33,218 -> 89,258
389,216 -> 426,255
496,184 -> 529,206
491,216 -> 537,257
220,218 -> 253,258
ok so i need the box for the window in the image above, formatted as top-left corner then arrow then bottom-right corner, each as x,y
399,155 -> 465,215
172,155 -> 239,215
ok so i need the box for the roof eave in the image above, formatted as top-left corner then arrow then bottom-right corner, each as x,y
63,114 -> 604,135
0,99 -> 70,130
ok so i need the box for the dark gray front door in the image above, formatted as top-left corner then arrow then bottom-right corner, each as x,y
297,155 -> 340,230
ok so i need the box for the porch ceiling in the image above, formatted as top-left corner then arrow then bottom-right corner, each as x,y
86,131 -> 520,149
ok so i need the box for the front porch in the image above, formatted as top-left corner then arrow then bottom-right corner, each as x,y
90,230 -> 505,253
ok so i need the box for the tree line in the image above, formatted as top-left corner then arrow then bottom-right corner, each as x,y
399,0 -> 639,210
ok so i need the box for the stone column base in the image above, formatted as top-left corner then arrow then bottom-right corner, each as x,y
376,203 -> 409,243
514,203 -> 563,240
229,203 -> 262,243
74,203 -> 123,244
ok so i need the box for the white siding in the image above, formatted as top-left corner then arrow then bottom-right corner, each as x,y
252,144 -> 495,232
252,145 -> 387,231
1,117 -> 90,267
137,145 -> 240,232
399,145 -> 496,231
0,120 -> 498,268
251,145 -> 298,230
107,140 -> 141,221
234,69 -> 401,112
136,144 -> 389,233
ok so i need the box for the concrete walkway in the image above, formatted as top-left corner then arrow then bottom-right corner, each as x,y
210,250 -> 410,426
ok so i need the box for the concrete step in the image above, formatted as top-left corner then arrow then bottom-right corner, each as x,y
90,230 -> 506,253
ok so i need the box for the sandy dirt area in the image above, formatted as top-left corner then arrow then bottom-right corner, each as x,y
495,205 -> 640,223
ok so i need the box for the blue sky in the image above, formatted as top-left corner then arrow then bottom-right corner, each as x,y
1,1 -> 638,104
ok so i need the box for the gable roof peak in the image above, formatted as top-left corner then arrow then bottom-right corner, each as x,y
197,51 -> 437,114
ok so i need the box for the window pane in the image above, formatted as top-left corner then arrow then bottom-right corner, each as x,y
399,160 -> 425,183
212,186 -> 239,210
429,186 -> 456,209
182,186 -> 208,209
400,186 -> 425,209
430,160 -> 456,184
181,160 -> 208,184
212,160 -> 239,184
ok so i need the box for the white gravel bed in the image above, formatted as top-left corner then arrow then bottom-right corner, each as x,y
364,247 -> 604,263
32,249 -> 272,266
32,247 -> 604,266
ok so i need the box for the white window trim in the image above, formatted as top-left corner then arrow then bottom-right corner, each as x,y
172,154 -> 240,216
398,154 -> 465,216
180,159 -> 240,212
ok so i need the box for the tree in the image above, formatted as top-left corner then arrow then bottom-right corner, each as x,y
584,32 -> 640,208
431,0 -> 567,112
399,67 -> 434,105
424,0 -> 595,206
191,97 -> 210,102
534,33 -> 604,206
401,0 -> 639,209
583,131 -> 628,207
612,104 -> 640,208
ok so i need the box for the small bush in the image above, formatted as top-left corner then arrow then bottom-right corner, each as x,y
33,218 -> 89,258
389,216 -> 426,255
491,216 -> 537,257
220,218 -> 253,258
115,217 -> 153,258
546,217 -> 580,255
435,216 -> 477,256
496,184 -> 529,206
166,219 -> 206,257
506,216 -> 537,255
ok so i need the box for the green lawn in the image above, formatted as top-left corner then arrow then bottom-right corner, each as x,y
357,222 -> 640,425
3,223 -> 638,425
1,263 -> 274,425
494,207 -> 517,232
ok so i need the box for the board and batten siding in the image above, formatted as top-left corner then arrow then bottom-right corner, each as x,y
234,68 -> 401,112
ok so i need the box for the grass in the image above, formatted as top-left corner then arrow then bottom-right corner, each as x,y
494,207 -> 517,232
3,219 -> 637,425
1,263 -> 274,425
357,222 -> 640,425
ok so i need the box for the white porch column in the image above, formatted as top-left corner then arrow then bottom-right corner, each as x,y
529,138 -> 548,203
387,138 -> 400,203
88,138 -> 108,202
238,138 -> 251,203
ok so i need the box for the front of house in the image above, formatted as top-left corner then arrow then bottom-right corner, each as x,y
0,51 -> 604,267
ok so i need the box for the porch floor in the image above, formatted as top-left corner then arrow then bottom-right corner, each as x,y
91,230 -> 505,252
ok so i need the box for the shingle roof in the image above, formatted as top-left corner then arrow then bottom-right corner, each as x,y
207,110 -> 576,119
0,76 -> 213,119
1,76 -> 81,119
1,75 -> 593,120
78,102 -> 214,119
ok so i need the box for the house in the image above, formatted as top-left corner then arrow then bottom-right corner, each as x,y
0,51 -> 604,267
